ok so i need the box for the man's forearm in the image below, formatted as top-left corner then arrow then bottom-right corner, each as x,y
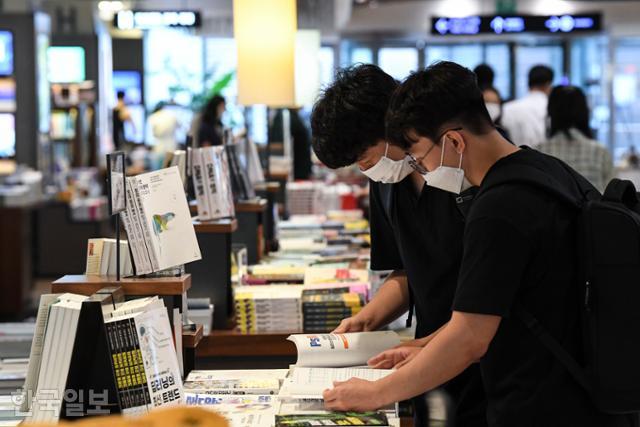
401,322 -> 448,347
356,270 -> 409,330
373,312 -> 498,406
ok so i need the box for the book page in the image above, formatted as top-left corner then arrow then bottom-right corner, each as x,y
288,331 -> 400,367
22,294 -> 58,412
186,369 -> 289,382
136,166 -> 201,271
85,239 -> 104,275
280,367 -> 393,399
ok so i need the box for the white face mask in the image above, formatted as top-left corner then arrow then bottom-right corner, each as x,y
361,143 -> 413,183
422,138 -> 471,194
486,102 -> 501,123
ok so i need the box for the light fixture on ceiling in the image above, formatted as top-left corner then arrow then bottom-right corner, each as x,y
234,0 -> 297,107
98,1 -> 126,21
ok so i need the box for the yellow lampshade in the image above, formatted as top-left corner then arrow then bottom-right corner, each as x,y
234,0 -> 297,107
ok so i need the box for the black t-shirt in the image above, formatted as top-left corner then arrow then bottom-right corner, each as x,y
370,178 -> 486,426
198,121 -> 223,146
453,148 -> 633,427
113,106 -> 125,149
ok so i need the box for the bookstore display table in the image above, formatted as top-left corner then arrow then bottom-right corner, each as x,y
0,206 -> 34,318
197,330 -> 296,358
190,219 -> 238,328
35,202 -> 113,277
254,181 -> 281,253
233,198 -> 268,264
190,198 -> 270,264
183,324 -> 204,376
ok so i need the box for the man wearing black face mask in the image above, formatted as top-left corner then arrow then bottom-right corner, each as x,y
311,65 -> 486,426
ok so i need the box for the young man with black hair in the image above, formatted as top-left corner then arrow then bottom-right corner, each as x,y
323,61 -> 634,427
311,64 -> 486,426
501,64 -> 554,148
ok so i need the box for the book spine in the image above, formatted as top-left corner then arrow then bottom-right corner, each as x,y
302,307 -> 359,315
126,178 -> 152,275
122,183 -> 144,274
191,148 -> 212,220
123,318 -> 147,412
105,321 -> 128,410
202,147 -> 223,220
303,313 -> 351,321
133,177 -> 160,272
219,147 -> 236,217
129,318 -> 151,409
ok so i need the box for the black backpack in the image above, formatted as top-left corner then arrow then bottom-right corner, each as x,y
477,161 -> 640,415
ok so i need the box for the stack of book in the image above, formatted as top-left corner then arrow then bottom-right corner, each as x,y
233,286 -> 303,334
184,369 -> 287,427
23,292 -> 183,422
301,289 -> 364,333
303,268 -> 370,301
285,182 -> 324,216
120,166 -> 202,275
295,268 -> 370,333
286,183 -> 361,216
85,238 -> 133,277
243,266 -> 306,285
191,146 -> 235,221
225,139 -> 256,202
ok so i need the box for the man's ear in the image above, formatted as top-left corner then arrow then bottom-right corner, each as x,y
448,131 -> 466,155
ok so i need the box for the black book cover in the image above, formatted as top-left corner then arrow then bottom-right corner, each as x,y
61,295 -> 121,419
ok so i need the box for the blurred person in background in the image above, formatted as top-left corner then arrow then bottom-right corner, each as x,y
537,85 -> 613,192
482,87 -> 504,127
148,102 -> 180,155
113,90 -> 134,150
270,108 -> 313,180
501,65 -> 554,147
474,64 -> 495,91
198,95 -> 226,146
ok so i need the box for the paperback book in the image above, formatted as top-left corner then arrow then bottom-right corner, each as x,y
120,166 -> 201,274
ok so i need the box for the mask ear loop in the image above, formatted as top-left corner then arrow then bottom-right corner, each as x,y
440,135 -> 447,167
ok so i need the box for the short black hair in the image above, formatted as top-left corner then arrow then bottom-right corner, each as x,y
386,61 -> 494,149
117,90 -> 126,100
528,65 -> 554,89
310,64 -> 397,169
548,85 -> 593,139
473,64 -> 494,90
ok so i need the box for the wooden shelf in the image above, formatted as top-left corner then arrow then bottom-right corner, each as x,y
254,181 -> 281,194
183,324 -> 204,349
235,198 -> 267,213
193,218 -> 238,233
191,200 -> 267,215
266,171 -> 289,181
51,274 -> 191,296
197,330 -> 296,357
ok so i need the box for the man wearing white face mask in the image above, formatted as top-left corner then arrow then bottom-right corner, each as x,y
311,64 -> 485,426
324,62 -> 634,427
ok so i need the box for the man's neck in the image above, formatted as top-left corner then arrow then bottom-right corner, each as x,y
466,130 -> 520,187
529,87 -> 548,96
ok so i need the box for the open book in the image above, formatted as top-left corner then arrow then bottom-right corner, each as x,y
287,331 -> 399,368
280,332 -> 400,399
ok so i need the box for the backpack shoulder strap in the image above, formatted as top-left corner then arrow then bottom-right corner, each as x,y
514,304 -> 593,394
603,179 -> 639,208
476,162 -> 584,210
